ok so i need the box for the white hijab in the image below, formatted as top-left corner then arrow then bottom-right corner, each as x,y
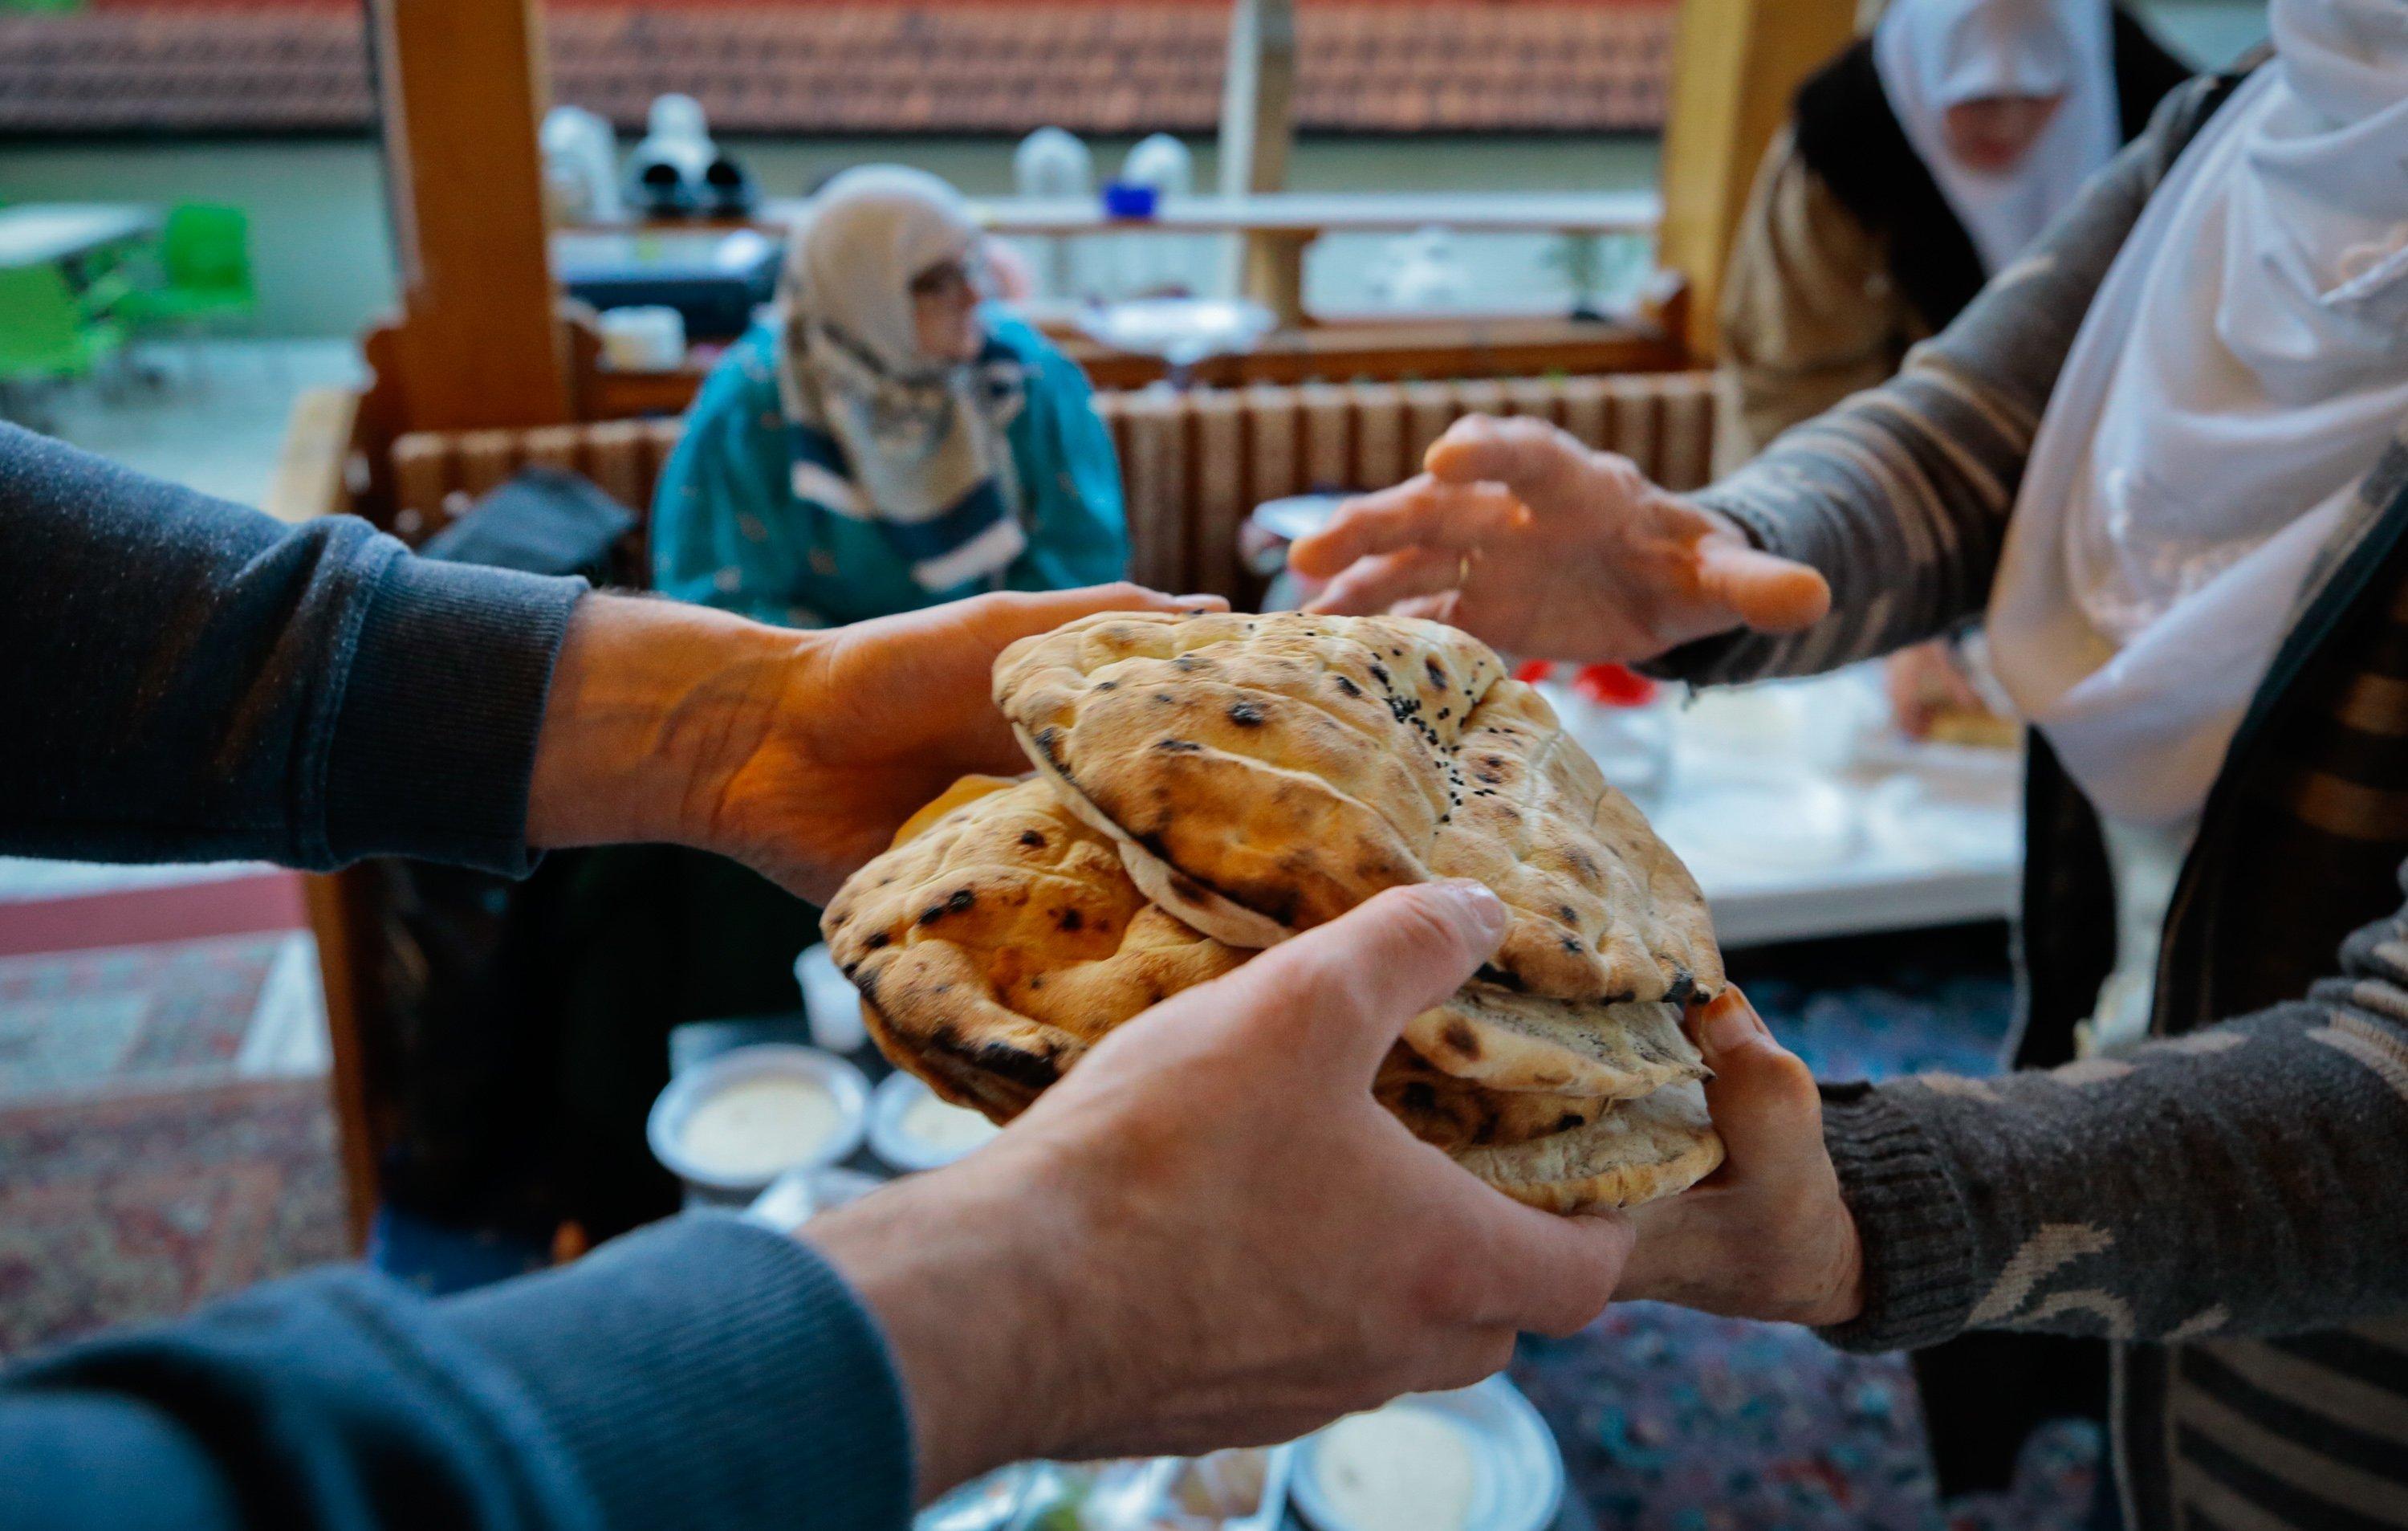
1987,0 -> 2408,826
775,165 -> 1027,588
1875,0 -> 2121,275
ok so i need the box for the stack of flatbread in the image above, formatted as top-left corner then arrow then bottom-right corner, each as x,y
824,610 -> 1727,1211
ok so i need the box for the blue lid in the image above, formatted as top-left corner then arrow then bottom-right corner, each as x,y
1101,181 -> 1160,219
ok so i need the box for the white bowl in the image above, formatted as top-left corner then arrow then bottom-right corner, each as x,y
1291,1375 -> 1563,1531
648,1044 -> 869,1204
868,1070 -> 1004,1173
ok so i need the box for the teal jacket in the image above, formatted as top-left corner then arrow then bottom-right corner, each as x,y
652,310 -> 1129,627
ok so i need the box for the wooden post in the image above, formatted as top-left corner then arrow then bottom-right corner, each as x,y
1218,0 -> 1300,321
368,0 -> 573,429
1655,0 -> 1856,361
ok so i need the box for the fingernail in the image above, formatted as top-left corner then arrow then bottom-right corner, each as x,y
1431,878 -> 1508,946
1701,994 -> 1754,1057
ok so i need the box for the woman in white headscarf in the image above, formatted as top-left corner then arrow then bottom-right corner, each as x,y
1298,4 -> 2408,1522
653,165 -> 1127,628
1716,0 -> 2191,465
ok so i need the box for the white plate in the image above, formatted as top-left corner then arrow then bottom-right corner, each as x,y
1291,1375 -> 1563,1531
868,1070 -> 1003,1173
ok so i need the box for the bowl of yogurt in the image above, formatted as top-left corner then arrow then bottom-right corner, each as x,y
868,1070 -> 1003,1172
649,1044 -> 869,1205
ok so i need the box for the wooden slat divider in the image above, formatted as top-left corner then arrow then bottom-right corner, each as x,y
385,372 -> 1718,598
1350,381 -> 1410,487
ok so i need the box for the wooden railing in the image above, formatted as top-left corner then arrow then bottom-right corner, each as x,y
380,370 -> 1719,601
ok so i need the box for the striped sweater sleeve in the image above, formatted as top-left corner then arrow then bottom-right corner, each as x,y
1818,869 -> 2408,1352
1661,76 -> 2226,689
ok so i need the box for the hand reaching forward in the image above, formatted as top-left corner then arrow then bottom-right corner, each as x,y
1291,415 -> 1830,665
1617,987 -> 1864,1325
526,584 -> 1221,902
807,882 -> 1633,1502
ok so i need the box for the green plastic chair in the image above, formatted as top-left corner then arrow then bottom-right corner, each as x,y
120,203 -> 258,329
0,263 -> 123,381
0,262 -> 124,427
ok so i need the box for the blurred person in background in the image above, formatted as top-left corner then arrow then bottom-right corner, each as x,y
1719,0 -> 2191,750
1719,0 -> 2189,463
541,169 -> 1130,1236
652,165 -> 1127,629
1298,4 -> 2408,1521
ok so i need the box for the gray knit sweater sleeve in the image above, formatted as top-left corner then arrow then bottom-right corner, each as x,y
1659,78 -> 2220,688
1819,880 -> 2408,1351
1633,74 -> 2408,1354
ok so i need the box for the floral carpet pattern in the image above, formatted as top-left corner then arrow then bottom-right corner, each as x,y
0,932 -> 347,1358
1504,926 -> 2104,1531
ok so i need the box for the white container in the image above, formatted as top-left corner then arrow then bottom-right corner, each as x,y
868,1071 -> 1003,1172
795,943 -> 869,1053
648,1044 -> 868,1207
598,305 -> 687,371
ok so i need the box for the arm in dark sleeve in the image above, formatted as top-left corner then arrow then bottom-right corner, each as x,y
0,421 -> 582,874
1,1216 -> 913,1531
1816,868 -> 2408,1354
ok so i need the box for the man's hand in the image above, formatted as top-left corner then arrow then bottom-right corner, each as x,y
526,585 -> 1219,902
1291,416 -> 1829,665
806,882 -> 1633,1502
1617,987 -> 1864,1325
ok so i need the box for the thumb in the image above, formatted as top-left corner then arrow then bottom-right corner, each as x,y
1694,542 -> 1831,635
1691,987 -> 1823,1172
1232,880 -> 1510,1082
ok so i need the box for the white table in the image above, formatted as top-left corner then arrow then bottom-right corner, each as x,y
0,203 -> 161,271
1580,670 -> 2024,950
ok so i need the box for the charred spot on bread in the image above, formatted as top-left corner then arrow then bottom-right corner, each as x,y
1425,657 -> 1447,686
1332,674 -> 1362,697
1665,967 -> 1698,1005
1442,1019 -> 1483,1058
1157,738 -> 1202,753
1019,830 -> 1046,848
864,930 -> 891,950
1475,963 -> 1525,991
1226,700 -> 1266,727
1055,906 -> 1084,932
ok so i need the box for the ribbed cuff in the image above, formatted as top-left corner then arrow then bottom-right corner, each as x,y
1813,1082 -> 1981,1354
445,1215 -> 913,1531
322,554 -> 584,874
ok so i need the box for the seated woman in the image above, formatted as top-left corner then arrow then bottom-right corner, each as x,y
1717,0 -> 2190,466
653,165 -> 1128,628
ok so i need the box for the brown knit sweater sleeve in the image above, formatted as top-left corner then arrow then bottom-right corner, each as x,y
1713,127 -> 1922,473
1819,874 -> 2408,1351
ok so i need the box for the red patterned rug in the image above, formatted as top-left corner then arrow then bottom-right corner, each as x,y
0,1077 -> 350,1358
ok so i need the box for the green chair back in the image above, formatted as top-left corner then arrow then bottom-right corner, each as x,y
0,263 -> 98,377
158,203 -> 254,299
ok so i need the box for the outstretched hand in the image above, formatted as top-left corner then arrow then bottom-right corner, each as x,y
1292,415 -> 1829,664
527,584 -> 1222,903
808,881 -> 1633,1500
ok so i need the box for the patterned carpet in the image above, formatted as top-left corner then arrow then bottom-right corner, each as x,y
0,930 -> 347,1360
0,1077 -> 348,1358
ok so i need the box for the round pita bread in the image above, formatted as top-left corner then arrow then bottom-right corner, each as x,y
993,611 -> 1724,1007
824,778 -> 1716,1187
1452,1079 -> 1725,1212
